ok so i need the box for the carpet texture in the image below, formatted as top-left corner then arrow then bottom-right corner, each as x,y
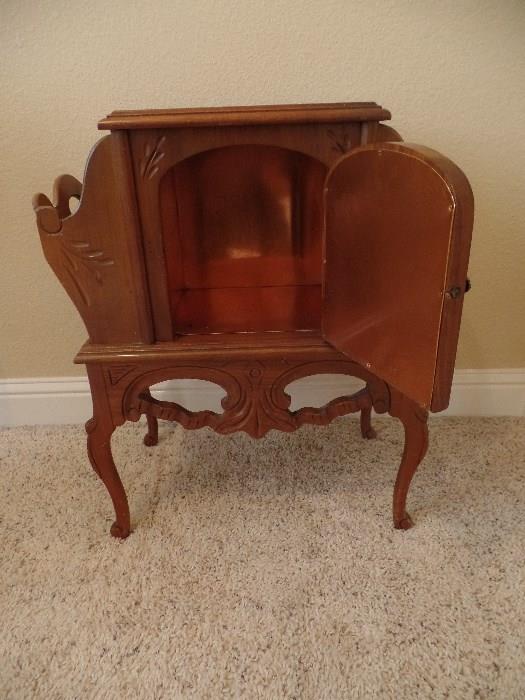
1,417 -> 524,699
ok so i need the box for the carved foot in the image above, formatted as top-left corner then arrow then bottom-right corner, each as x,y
360,405 -> 376,439
110,520 -> 131,539
393,512 -> 414,530
388,387 -> 429,530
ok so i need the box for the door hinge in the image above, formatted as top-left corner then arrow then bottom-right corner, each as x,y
446,278 -> 471,299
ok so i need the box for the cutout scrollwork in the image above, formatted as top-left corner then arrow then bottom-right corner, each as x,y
122,358 -> 387,439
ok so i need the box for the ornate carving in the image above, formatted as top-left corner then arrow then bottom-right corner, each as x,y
328,127 -> 353,154
32,174 -> 83,234
122,358 -> 384,439
34,136 -> 153,345
31,145 -> 121,330
62,238 -> 114,283
140,135 -> 166,180
60,238 -> 114,307
81,350 -> 433,537
108,364 -> 135,385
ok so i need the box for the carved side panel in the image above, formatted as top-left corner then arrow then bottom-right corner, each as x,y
33,134 -> 153,344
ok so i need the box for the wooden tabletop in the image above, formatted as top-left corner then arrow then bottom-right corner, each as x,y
98,102 -> 391,130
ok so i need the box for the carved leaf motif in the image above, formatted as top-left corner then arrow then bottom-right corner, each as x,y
328,128 -> 353,154
62,238 -> 114,283
141,136 -> 166,180
56,237 -> 115,309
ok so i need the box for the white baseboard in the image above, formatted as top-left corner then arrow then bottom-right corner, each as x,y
0,369 -> 523,427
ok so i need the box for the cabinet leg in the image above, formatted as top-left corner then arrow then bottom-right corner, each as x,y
86,366 -> 131,539
388,387 -> 429,529
360,404 -> 376,439
143,390 -> 159,446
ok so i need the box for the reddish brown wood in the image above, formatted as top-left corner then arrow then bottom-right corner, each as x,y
33,103 -> 473,538
142,389 -> 159,447
388,388 -> 429,529
85,364 -> 130,538
98,102 -> 391,130
323,142 -> 474,411
80,339 -> 390,536
129,121 -> 362,339
161,146 -> 323,291
375,123 -> 403,142
360,403 -> 377,440
126,361 -> 374,438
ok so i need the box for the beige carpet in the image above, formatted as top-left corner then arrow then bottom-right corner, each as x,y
1,417 -> 524,698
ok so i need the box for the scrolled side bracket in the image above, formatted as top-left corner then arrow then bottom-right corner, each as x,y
33,174 -> 83,233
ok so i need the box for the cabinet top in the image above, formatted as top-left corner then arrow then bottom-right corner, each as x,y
98,102 -> 391,130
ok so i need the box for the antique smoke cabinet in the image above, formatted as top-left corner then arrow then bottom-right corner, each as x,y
33,103 -> 473,538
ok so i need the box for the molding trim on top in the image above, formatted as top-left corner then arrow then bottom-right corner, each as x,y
0,369 -> 523,427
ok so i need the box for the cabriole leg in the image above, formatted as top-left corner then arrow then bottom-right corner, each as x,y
388,387 -> 429,529
86,365 -> 130,539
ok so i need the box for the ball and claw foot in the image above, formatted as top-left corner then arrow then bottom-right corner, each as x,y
110,521 -> 131,539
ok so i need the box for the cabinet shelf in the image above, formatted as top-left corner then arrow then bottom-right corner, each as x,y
170,284 -> 322,335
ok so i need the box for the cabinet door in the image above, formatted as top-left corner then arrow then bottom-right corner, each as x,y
322,142 -> 473,411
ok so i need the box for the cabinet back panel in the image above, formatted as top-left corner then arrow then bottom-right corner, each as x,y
160,146 -> 326,292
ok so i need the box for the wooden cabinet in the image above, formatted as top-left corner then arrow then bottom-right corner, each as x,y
33,103 -> 473,538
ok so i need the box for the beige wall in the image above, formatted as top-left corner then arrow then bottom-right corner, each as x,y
1,0 -> 524,378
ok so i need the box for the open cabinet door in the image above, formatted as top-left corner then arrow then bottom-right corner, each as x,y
322,142 -> 473,411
